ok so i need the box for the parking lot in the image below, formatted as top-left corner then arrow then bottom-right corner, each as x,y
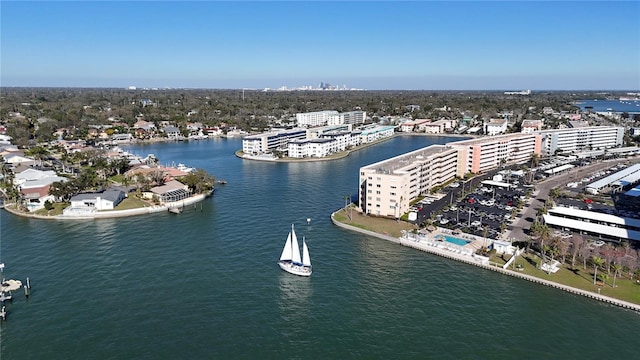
411,172 -> 532,239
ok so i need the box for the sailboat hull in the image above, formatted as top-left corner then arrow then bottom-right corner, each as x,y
278,261 -> 312,277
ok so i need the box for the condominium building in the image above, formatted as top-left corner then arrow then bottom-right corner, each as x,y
287,138 -> 335,158
327,110 -> 367,126
296,111 -> 339,127
358,145 -> 462,217
242,128 -> 308,155
448,133 -> 542,174
535,126 -> 624,156
484,118 -> 508,136
358,126 -> 396,143
520,119 -> 543,134
288,130 -> 362,158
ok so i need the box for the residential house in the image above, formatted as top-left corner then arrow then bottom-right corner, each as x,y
146,180 -> 191,203
67,190 -> 126,212
163,126 -> 181,139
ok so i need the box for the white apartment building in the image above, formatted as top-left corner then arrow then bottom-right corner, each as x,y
327,110 -> 367,126
358,126 -> 396,143
358,145 -> 462,217
310,124 -> 353,138
536,126 -> 624,156
319,131 -> 360,150
448,133 -> 542,174
296,111 -> 339,127
520,119 -> 543,134
242,128 -> 308,155
484,118 -> 509,136
288,138 -> 335,158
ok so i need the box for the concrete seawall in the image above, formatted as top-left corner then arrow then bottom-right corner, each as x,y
331,211 -> 640,312
3,193 -> 208,220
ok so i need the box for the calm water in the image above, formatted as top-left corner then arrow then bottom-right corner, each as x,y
577,99 -> 640,114
1,136 -> 638,359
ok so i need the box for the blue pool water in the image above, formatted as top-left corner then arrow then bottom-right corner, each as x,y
438,234 -> 470,246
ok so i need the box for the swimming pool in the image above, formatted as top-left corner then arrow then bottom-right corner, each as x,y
437,234 -> 470,246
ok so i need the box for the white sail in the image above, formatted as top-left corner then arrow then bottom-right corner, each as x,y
280,232 -> 293,261
290,225 -> 302,264
302,238 -> 311,267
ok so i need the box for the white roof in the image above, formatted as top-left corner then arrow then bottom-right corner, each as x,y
481,180 -> 514,188
586,163 -> 640,191
548,206 -> 640,228
543,213 -> 640,241
544,164 -> 574,175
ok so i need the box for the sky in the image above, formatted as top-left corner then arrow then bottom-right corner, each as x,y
1,1 -> 639,90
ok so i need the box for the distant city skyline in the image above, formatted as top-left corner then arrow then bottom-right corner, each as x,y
1,1 -> 639,90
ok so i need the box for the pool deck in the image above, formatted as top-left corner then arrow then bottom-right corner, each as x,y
331,211 -> 640,313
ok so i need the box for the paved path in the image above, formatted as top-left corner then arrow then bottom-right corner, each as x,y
504,157 -> 636,242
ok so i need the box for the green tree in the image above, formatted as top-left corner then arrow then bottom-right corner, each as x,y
611,263 -> 622,288
591,256 -> 605,285
179,169 -> 215,194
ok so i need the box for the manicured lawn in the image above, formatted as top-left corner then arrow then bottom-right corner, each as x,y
513,253 -> 640,305
333,206 -> 417,238
110,196 -> 150,210
334,207 -> 640,305
33,202 -> 68,216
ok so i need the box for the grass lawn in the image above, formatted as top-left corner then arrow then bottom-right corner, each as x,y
33,202 -> 68,216
334,206 -> 640,305
333,206 -> 417,238
109,196 -> 151,210
512,253 -> 640,305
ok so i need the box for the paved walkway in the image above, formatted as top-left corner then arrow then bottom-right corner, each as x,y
504,157 -> 635,242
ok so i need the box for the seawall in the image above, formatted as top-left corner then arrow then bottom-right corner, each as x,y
2,193 -> 208,220
331,211 -> 640,312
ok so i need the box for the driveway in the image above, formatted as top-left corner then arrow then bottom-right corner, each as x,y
504,157 -> 635,241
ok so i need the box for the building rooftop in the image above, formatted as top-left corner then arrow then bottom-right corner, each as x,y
362,145 -> 453,174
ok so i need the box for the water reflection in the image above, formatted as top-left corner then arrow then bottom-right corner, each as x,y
278,273 -> 312,322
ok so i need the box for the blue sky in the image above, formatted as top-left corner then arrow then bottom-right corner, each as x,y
1,1 -> 639,90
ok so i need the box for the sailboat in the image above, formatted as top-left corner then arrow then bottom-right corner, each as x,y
278,224 -> 312,277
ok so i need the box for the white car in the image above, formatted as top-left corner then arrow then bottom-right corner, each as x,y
449,182 -> 460,188
439,218 -> 450,225
471,220 -> 482,227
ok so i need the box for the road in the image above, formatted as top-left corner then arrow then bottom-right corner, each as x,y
504,157 -> 635,241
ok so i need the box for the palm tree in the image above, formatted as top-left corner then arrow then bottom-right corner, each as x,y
548,187 -> 562,202
611,263 -> 623,288
530,153 -> 540,169
592,256 -> 605,285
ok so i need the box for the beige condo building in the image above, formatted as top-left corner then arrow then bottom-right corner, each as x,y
358,133 -> 542,218
358,145 -> 462,217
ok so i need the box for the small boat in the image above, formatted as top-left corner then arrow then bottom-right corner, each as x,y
278,224 -> 312,277
216,180 -> 227,185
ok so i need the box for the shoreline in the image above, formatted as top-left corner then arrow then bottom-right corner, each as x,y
2,193 -> 208,220
234,132 -> 471,163
330,210 -> 640,312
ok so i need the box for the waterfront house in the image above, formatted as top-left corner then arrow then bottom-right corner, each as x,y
68,190 -> 126,211
146,180 -> 190,203
163,126 -> 181,139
